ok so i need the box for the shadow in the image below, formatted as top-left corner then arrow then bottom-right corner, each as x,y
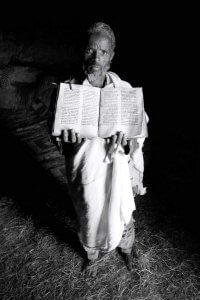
145,134 -> 199,237
141,77 -> 199,230
0,125 -> 87,260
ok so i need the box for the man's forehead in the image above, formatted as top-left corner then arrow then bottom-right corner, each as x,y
87,33 -> 112,49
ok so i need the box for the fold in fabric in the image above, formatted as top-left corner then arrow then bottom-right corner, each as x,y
63,72 -> 148,252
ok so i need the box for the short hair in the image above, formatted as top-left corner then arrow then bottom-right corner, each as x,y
87,22 -> 116,51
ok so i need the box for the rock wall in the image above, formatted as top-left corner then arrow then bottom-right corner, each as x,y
0,28 -> 82,109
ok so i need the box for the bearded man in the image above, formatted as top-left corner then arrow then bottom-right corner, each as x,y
50,22 -> 148,276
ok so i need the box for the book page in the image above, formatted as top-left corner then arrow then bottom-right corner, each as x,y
61,87 -> 80,126
98,88 -> 120,137
81,87 -> 100,125
119,88 -> 143,137
52,83 -> 100,138
99,87 -> 146,138
79,86 -> 100,138
52,83 -> 81,136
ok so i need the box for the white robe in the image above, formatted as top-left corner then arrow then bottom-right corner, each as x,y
64,72 -> 148,252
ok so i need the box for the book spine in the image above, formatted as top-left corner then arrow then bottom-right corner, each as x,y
52,83 -> 61,136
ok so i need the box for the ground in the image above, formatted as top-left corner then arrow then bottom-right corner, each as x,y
0,109 -> 200,300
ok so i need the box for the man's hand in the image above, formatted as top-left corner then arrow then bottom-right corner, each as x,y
62,129 -> 85,144
106,131 -> 139,155
106,131 -> 127,155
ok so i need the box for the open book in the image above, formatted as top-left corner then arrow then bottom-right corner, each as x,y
52,83 -> 147,139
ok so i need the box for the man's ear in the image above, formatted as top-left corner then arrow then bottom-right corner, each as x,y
111,51 -> 115,61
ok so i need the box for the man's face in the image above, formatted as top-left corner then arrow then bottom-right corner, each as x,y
83,33 -> 114,78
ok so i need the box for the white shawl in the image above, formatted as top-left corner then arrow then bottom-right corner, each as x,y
66,72 -> 148,252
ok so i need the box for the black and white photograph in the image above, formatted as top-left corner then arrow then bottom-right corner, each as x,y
0,5 -> 199,300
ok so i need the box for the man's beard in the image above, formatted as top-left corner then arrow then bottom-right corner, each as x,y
87,69 -> 105,83
83,62 -> 110,83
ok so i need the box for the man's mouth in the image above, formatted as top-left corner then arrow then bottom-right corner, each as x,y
88,64 -> 100,71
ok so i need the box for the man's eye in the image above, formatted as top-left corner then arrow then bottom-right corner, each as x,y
85,48 -> 93,54
102,50 -> 108,55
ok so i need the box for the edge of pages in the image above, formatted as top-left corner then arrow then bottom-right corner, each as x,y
52,83 -> 147,139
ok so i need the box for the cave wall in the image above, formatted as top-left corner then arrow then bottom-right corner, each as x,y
0,27 -> 82,109
0,15 -> 151,110
0,17 -> 198,218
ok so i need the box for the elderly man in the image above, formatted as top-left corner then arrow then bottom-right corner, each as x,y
50,22 -> 148,276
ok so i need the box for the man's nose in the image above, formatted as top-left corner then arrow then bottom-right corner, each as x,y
93,51 -> 101,62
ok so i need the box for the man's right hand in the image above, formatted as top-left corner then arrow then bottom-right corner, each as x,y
62,129 -> 85,144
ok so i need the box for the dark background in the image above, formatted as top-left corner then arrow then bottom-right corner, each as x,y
0,6 -> 199,231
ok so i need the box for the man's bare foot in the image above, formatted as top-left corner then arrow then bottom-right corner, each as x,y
82,260 -> 98,277
124,254 -> 133,271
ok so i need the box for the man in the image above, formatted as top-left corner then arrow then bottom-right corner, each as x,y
50,22 -> 148,276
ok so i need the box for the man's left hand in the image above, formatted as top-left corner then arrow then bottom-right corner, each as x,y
106,131 -> 127,155
105,132 -> 139,155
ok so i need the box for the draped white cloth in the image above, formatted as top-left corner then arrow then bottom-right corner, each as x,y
65,72 -> 148,252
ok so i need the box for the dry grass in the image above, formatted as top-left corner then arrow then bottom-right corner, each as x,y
0,195 -> 200,300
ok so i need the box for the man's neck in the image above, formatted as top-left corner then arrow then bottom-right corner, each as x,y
87,73 -> 107,88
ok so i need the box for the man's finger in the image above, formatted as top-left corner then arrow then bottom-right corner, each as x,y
76,133 -> 82,143
63,129 -> 69,143
70,129 -> 76,143
108,135 -> 117,155
71,130 -> 76,143
122,134 -> 127,146
116,131 -> 123,145
112,134 -> 117,144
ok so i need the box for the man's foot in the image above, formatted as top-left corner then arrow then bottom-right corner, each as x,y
124,253 -> 133,272
82,259 -> 98,277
